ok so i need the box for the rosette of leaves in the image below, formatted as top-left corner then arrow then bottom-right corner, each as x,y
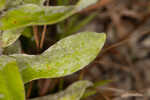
0,32 -> 106,100
0,0 -> 98,47
0,0 -> 107,100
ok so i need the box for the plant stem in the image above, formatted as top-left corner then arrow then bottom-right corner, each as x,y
40,0 -> 49,49
33,26 -> 40,49
40,25 -> 47,49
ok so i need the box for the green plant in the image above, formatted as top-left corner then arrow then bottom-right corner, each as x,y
0,0 -> 106,100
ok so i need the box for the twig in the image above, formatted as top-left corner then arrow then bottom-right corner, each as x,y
39,79 -> 51,96
40,0 -> 49,49
99,87 -> 143,98
103,38 -> 129,54
40,25 -> 47,49
26,82 -> 34,99
28,26 -> 40,98
33,26 -> 40,49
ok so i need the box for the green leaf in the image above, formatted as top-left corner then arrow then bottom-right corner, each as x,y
0,0 -> 98,30
0,32 -> 106,84
0,0 -> 6,11
82,80 -> 111,99
12,32 -> 106,83
82,89 -> 96,99
0,29 -> 23,48
0,27 -> 33,48
93,80 -> 112,88
0,56 -> 25,100
22,27 -> 33,38
3,40 -> 21,55
30,80 -> 92,100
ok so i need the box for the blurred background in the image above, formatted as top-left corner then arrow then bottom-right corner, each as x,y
4,0 -> 150,100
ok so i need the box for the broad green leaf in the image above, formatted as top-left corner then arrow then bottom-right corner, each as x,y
0,29 -> 23,48
1,27 -> 33,48
22,27 -> 33,38
3,40 -> 21,55
0,32 -> 106,84
12,32 -> 106,83
30,80 -> 92,100
0,56 -> 25,100
0,0 -> 98,30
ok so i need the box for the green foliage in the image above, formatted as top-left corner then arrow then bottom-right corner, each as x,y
0,5 -> 73,30
30,80 -> 92,100
82,80 -> 111,99
0,32 -> 106,100
93,80 -> 112,88
3,40 -> 21,55
0,0 -> 98,48
1,29 -> 23,47
0,0 -> 97,30
0,56 -> 25,100
0,0 -> 107,100
13,32 -> 105,83
21,27 -> 33,38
